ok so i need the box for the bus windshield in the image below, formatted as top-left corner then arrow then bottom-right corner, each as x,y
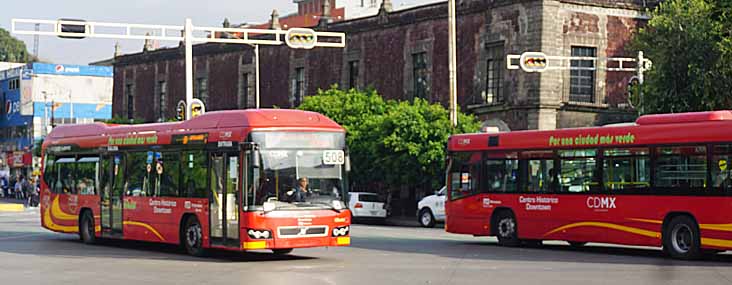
249,132 -> 347,210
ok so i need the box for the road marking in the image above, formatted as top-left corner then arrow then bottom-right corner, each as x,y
0,204 -> 25,212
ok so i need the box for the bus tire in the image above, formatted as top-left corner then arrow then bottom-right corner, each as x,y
494,210 -> 520,247
663,215 -> 701,260
183,216 -> 206,257
273,248 -> 293,255
418,208 -> 436,228
79,210 -> 96,244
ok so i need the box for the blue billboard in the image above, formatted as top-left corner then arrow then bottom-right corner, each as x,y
30,63 -> 112,77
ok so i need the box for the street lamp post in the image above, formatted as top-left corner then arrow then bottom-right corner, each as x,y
447,0 -> 458,128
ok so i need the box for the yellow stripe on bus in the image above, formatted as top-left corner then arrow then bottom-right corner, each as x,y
544,222 -> 660,239
123,221 -> 165,241
51,196 -> 78,221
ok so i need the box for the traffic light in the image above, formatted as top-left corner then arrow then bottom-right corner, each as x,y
57,19 -> 88,39
176,101 -> 186,121
519,52 -> 549,73
627,76 -> 641,108
189,99 -> 206,119
285,28 -> 318,50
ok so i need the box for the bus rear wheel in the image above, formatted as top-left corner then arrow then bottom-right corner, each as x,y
663,216 -> 701,260
79,210 -> 96,244
183,216 -> 206,257
495,211 -> 520,247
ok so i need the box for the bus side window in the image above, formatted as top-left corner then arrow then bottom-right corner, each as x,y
558,149 -> 598,193
711,145 -> 732,193
182,151 -> 207,198
603,148 -> 650,193
448,152 -> 481,200
43,153 -> 56,193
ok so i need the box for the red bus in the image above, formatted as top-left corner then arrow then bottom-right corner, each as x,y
445,111 -> 732,259
40,109 -> 351,256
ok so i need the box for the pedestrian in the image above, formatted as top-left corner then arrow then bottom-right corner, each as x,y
0,175 -> 8,198
24,178 -> 34,207
15,175 -> 24,200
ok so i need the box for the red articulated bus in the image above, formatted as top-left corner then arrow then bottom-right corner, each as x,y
41,109 -> 351,256
445,110 -> 732,259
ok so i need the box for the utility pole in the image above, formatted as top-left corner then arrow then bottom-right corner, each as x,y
184,18 -> 194,120
447,0 -> 458,127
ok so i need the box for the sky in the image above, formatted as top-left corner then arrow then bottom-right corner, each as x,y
1,0 -> 438,65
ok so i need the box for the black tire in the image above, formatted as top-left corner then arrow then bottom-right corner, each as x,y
418,208 -> 436,228
568,241 -> 587,248
494,211 -> 520,247
663,215 -> 702,260
273,248 -> 293,255
182,216 -> 206,257
79,210 -> 96,244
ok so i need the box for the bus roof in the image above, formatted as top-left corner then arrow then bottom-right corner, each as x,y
449,110 -> 732,152
45,109 -> 344,143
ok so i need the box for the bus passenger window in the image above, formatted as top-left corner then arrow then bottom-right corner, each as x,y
485,159 -> 518,193
603,148 -> 650,192
76,157 -> 100,195
182,151 -> 207,198
558,149 -> 598,193
520,151 -> 556,193
655,146 -> 707,192
712,145 -> 732,193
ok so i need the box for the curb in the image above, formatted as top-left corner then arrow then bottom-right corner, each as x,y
0,204 -> 25,212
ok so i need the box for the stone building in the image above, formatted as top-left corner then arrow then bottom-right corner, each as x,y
109,0 -> 658,130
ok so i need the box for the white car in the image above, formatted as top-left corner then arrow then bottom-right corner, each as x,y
348,192 -> 387,220
417,186 -> 446,227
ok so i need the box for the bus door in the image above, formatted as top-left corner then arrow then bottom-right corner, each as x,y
100,153 -> 125,237
209,152 -> 240,247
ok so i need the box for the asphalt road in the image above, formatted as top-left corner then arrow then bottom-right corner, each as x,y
0,208 -> 731,285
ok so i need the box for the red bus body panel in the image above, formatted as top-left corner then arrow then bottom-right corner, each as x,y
446,111 -> 732,251
40,109 -> 351,251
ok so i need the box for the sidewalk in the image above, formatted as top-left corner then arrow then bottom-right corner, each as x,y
0,198 -> 27,212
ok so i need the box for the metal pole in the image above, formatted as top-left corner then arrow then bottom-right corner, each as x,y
42,92 -> 47,137
637,51 -> 644,115
447,0 -> 458,127
185,18 -> 194,120
255,45 -> 260,109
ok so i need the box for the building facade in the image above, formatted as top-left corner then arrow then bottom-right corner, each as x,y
111,0 -> 657,131
0,63 -> 113,176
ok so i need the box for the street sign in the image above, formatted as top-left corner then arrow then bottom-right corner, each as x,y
189,99 -> 205,119
519,52 -> 549,73
285,28 -> 318,50
57,19 -> 88,39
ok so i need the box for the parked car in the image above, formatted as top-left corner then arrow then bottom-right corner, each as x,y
417,186 -> 446,227
348,192 -> 387,221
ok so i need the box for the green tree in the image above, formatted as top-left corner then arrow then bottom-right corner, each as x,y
105,116 -> 146,125
633,0 -> 732,113
299,86 -> 481,196
0,28 -> 32,63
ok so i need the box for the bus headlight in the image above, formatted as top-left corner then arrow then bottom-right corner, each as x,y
332,226 -> 350,237
247,229 -> 272,239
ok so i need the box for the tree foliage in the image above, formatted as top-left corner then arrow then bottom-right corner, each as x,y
104,116 -> 146,125
299,86 -> 481,192
633,0 -> 732,113
0,28 -> 32,63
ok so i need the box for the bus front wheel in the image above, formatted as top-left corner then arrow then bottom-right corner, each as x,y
80,210 -> 96,244
663,215 -> 701,260
183,216 -> 206,257
494,211 -> 520,247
